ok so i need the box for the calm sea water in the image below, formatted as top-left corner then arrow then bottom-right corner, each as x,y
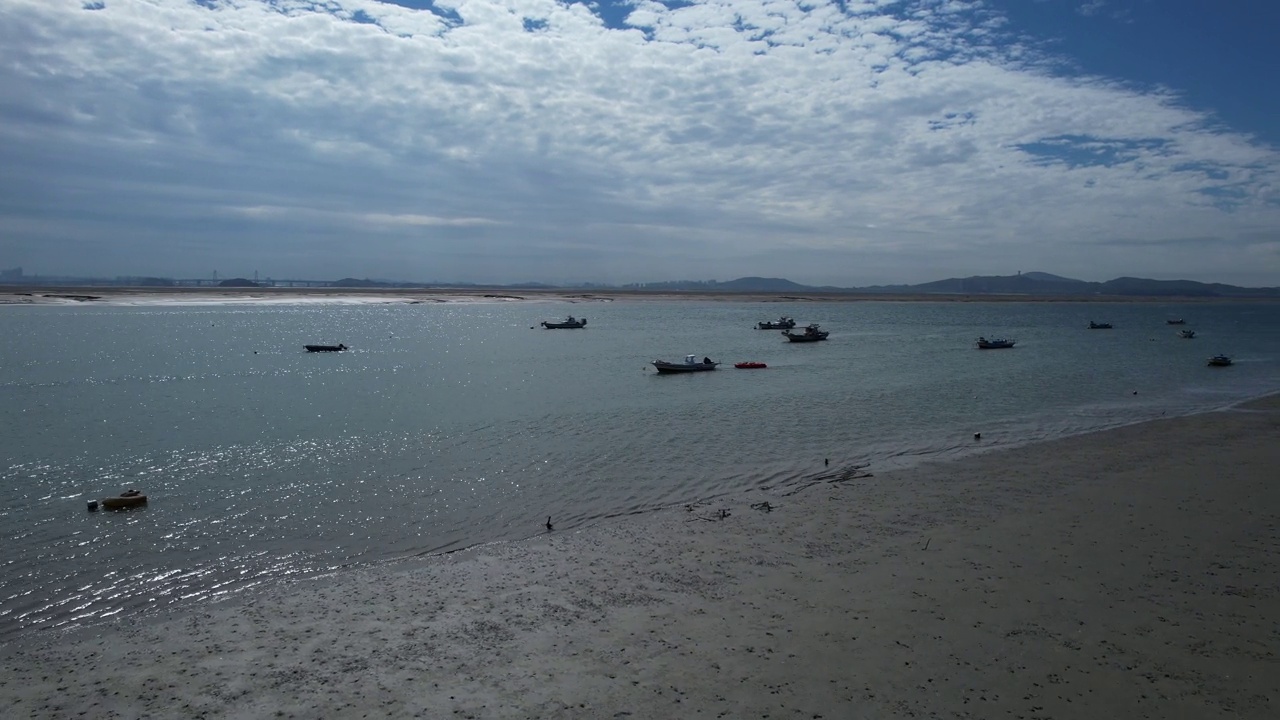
2,299 -> 1278,640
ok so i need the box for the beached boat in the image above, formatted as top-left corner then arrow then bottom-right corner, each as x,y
975,336 -> 1016,349
101,490 -> 147,510
1179,329 -> 1196,339
1167,319 -> 1186,325
305,344 -> 347,352
756,316 -> 796,330
1207,354 -> 1232,367
1088,321 -> 1113,329
734,361 -> 767,369
653,355 -> 719,373
541,316 -> 587,329
781,324 -> 829,342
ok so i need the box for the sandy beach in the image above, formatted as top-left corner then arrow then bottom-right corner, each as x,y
2,397 -> 1278,718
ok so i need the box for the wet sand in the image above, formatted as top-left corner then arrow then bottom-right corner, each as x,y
2,397 -> 1278,718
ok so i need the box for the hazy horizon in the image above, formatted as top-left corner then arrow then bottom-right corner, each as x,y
3,267 -> 1277,291
2,1 -> 1278,287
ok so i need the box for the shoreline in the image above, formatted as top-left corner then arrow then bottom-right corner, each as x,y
3,395 -> 1278,718
4,286 -> 1280,306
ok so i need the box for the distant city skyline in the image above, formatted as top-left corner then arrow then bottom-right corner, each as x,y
2,0 -> 1278,287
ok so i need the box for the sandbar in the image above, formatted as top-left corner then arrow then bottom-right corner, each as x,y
1,397 -> 1278,718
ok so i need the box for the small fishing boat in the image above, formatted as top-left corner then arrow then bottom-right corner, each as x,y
734,361 -> 767,369
541,316 -> 587,329
1167,319 -> 1186,325
1178,329 -> 1196,339
305,344 -> 347,352
1207,354 -> 1232,367
653,355 -> 719,373
756,316 -> 796,330
101,489 -> 147,510
1088,321 -> 1113,329
975,336 -> 1016,349
781,324 -> 829,342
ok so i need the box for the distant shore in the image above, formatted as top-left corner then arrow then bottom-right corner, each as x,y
4,285 -> 1278,306
2,395 -> 1277,719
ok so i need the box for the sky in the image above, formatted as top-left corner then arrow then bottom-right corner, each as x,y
1,0 -> 1278,287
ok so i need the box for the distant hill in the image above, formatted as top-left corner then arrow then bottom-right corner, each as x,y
12,271 -> 1277,298
851,273 -> 1279,298
1020,272 -> 1081,283
621,273 -> 1279,298
622,277 -> 811,292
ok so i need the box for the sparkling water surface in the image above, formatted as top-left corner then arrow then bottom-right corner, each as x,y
2,299 -> 1278,639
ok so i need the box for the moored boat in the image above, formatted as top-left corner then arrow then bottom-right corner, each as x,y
541,315 -> 587,329
1088,321 -> 1113,329
734,361 -> 767,369
1207,354 -> 1232,367
1167,319 -> 1186,325
305,344 -> 347,352
652,355 -> 719,373
781,324 -> 828,342
756,316 -> 796,330
975,336 -> 1016,349
101,489 -> 147,510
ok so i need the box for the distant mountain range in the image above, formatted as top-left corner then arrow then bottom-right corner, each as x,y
5,272 -> 1278,298
622,273 -> 1280,298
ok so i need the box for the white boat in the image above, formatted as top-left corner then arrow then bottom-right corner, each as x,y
652,355 -> 719,373
975,336 -> 1016,349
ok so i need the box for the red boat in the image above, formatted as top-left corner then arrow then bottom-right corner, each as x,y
734,361 -> 767,369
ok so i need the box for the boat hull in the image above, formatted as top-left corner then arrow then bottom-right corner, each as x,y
975,338 -> 1016,349
653,361 -> 718,373
541,318 -> 586,329
734,362 -> 767,369
101,495 -> 147,510
305,344 -> 347,352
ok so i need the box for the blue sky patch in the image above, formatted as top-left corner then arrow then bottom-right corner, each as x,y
379,0 -> 464,28
1016,135 -> 1171,169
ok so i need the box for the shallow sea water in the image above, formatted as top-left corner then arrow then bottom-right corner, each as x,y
2,299 -> 1277,639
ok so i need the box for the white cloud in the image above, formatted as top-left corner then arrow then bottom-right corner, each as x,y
0,0 -> 1277,286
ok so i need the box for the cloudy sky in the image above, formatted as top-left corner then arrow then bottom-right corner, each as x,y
1,0 -> 1277,287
